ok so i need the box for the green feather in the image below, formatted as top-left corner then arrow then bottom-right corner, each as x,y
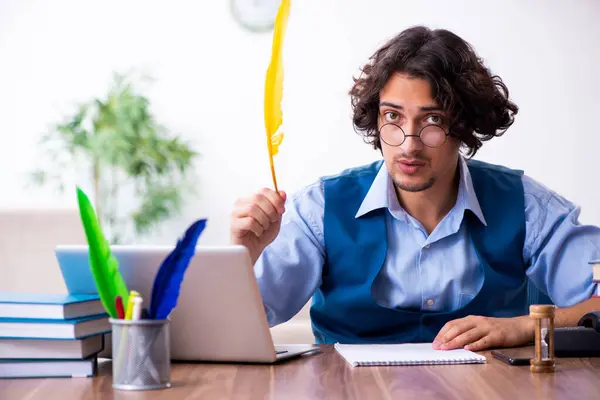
76,187 -> 129,317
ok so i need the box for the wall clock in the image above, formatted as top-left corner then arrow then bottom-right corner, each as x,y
230,0 -> 281,33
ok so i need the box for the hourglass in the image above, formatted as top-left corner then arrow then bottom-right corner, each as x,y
529,304 -> 556,373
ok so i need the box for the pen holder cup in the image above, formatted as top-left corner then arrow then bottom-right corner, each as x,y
109,318 -> 171,391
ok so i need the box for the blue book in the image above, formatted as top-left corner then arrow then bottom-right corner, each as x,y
0,293 -> 105,320
0,314 -> 110,340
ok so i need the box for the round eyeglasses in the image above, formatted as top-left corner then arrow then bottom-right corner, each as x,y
379,123 -> 450,148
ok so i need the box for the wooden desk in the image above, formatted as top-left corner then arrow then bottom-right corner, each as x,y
2,346 -> 599,399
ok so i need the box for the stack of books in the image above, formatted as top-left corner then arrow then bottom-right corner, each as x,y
0,293 -> 110,378
592,260 -> 600,297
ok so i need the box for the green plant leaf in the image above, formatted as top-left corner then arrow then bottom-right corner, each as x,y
31,70 -> 199,243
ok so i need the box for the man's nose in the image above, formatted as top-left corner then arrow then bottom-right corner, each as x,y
401,124 -> 424,154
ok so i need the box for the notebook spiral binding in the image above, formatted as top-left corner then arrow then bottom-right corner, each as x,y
356,358 -> 486,366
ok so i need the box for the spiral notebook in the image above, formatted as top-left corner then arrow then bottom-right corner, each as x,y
334,343 -> 487,367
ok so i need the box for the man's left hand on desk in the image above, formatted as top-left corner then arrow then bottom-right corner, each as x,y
432,315 -> 534,351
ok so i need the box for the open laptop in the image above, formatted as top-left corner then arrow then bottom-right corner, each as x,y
55,244 -> 319,363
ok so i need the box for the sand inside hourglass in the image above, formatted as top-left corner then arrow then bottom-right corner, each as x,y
540,319 -> 550,360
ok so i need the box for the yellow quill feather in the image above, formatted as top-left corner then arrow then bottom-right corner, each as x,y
264,0 -> 290,192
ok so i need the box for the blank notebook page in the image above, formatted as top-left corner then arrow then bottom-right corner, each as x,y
334,343 -> 487,367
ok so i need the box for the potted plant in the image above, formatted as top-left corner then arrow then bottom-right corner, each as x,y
30,72 -> 198,243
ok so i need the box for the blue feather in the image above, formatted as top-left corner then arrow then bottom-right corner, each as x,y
149,219 -> 207,319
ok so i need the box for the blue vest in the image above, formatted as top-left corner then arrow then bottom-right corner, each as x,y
310,159 -> 550,344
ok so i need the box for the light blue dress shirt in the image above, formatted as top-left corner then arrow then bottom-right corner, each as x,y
255,157 -> 600,327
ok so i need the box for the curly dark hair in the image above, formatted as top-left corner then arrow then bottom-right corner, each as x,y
350,26 -> 518,157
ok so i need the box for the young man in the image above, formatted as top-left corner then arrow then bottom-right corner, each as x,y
230,26 -> 600,351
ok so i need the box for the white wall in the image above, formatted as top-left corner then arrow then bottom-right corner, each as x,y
1,0 -> 600,247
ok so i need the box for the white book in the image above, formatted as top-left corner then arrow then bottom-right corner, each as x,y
0,335 -> 104,359
0,357 -> 97,378
334,343 -> 487,367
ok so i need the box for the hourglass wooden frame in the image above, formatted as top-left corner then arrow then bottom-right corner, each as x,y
529,304 -> 556,373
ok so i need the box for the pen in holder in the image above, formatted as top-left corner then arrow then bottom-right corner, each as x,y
110,318 -> 171,390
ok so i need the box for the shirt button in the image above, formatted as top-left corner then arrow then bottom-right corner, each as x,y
424,244 -> 430,249
426,299 -> 435,307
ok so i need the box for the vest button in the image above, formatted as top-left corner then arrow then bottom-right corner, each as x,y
426,299 -> 435,307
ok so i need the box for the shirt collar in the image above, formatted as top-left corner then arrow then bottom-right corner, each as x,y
458,156 -> 487,226
354,156 -> 487,226
354,161 -> 391,218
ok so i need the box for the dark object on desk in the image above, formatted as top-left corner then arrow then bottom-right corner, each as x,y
547,311 -> 600,357
492,348 -> 533,366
